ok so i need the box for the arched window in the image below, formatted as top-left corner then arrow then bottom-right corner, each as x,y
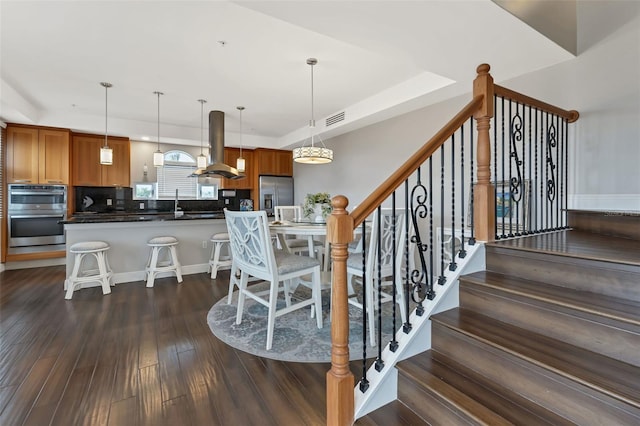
157,150 -> 198,199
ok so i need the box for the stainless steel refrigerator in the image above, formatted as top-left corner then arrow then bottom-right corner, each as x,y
259,175 -> 294,216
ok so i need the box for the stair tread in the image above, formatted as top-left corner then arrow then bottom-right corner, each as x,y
489,230 -> 640,267
462,270 -> 640,326
399,352 -> 572,425
431,308 -> 640,408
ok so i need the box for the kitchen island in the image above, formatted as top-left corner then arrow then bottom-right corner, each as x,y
63,212 -> 228,286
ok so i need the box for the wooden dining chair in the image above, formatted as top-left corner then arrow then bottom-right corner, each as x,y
224,209 -> 323,350
274,205 -> 324,259
347,207 -> 409,346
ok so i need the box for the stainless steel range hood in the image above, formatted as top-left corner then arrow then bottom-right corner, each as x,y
196,110 -> 244,179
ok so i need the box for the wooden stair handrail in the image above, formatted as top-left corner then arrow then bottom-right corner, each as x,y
350,95 -> 484,228
326,63 -> 580,425
494,84 -> 580,123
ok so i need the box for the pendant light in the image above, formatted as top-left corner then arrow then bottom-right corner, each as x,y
99,82 -> 113,165
197,99 -> 208,169
236,106 -> 246,172
292,58 -> 333,164
153,91 -> 164,167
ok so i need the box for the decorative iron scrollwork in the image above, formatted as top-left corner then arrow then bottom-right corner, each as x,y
410,179 -> 435,305
546,121 -> 557,202
509,112 -> 524,203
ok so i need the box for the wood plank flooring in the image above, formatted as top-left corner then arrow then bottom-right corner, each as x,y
0,266 -> 336,425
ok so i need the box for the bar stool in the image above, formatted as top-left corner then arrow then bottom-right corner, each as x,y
65,241 -> 113,300
146,236 -> 183,287
209,232 -> 232,279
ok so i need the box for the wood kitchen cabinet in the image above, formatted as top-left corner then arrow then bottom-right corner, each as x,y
220,148 -> 254,190
72,133 -> 130,187
255,148 -> 293,176
6,125 -> 70,184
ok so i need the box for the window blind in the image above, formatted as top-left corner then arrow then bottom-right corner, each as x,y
157,164 -> 198,199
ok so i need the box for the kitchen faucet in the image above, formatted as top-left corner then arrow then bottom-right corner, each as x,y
174,189 -> 183,217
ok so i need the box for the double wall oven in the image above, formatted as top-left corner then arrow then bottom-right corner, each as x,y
7,184 -> 67,254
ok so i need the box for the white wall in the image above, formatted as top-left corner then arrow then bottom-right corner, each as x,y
294,2 -> 640,212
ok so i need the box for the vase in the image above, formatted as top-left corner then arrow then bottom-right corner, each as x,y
313,204 -> 325,223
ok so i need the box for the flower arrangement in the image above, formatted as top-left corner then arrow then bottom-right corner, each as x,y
303,192 -> 332,220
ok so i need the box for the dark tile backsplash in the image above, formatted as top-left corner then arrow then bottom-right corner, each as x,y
74,187 -> 249,214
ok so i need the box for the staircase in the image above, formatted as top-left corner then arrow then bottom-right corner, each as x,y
389,211 -> 640,425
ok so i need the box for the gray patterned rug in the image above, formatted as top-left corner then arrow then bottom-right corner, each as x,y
207,281 -> 398,363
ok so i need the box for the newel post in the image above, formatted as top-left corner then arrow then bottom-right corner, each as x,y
326,195 -> 355,426
473,63 -> 496,242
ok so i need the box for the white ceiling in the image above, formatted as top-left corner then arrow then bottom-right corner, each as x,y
0,1 -> 574,149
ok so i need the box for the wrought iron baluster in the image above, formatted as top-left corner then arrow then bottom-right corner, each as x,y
527,105 -> 532,234
450,133 -> 457,271
546,111 -> 557,231
469,117 -> 476,245
539,109 -> 544,232
403,179 -> 412,334
563,117 -> 569,228
439,146 -> 446,284
410,166 -> 433,308
359,220 -> 369,392
389,193 -> 399,353
459,122 -> 467,258
500,96 -> 506,238
509,101 -> 524,237
375,206 -> 384,372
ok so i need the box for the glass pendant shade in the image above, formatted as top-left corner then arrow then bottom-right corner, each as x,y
197,154 -> 207,169
99,82 -> 113,165
153,150 -> 164,167
100,146 -> 113,165
293,58 -> 333,164
236,157 -> 246,172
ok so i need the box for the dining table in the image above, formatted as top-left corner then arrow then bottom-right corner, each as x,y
269,220 -> 332,271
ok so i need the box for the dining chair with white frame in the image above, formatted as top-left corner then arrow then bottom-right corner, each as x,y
224,209 -> 323,350
274,205 -> 324,258
347,207 -> 409,346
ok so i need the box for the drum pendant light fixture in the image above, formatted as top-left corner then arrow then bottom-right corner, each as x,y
292,58 -> 333,164
236,106 -> 246,172
153,91 -> 164,167
99,82 -> 113,165
197,99 -> 208,170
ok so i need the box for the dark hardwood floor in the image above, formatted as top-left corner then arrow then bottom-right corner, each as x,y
0,267 -> 335,425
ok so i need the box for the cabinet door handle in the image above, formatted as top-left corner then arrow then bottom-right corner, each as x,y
47,180 -> 63,183
14,179 -> 32,183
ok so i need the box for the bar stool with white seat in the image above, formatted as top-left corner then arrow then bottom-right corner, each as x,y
209,232 -> 233,279
64,241 -> 113,300
146,236 -> 183,287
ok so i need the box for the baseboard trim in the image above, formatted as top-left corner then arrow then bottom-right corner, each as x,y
569,194 -> 640,211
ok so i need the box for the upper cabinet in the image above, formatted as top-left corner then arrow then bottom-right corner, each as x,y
255,148 -> 293,176
72,134 -> 130,187
6,125 -> 70,184
220,148 -> 254,189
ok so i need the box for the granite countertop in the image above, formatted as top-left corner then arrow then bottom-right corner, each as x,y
62,211 -> 225,224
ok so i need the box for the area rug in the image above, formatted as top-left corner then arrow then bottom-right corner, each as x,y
207,281 -> 399,363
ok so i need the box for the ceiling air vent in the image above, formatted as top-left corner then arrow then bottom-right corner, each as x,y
326,111 -> 345,127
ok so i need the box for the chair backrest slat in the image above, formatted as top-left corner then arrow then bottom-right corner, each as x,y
225,209 -> 276,281
274,205 -> 302,222
366,208 -> 407,276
